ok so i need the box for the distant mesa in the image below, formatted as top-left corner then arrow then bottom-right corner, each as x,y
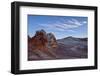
62,36 -> 87,41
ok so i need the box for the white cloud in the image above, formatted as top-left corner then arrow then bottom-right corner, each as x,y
68,30 -> 76,32
38,18 -> 87,32
82,21 -> 87,24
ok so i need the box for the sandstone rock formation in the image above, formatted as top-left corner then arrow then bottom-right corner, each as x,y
47,33 -> 57,48
28,29 -> 48,51
28,29 -> 88,60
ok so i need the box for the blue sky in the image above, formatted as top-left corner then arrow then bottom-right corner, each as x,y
28,15 -> 88,39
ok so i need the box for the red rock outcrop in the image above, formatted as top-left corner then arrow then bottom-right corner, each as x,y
28,29 -> 59,60
28,29 -> 48,51
28,30 -> 88,60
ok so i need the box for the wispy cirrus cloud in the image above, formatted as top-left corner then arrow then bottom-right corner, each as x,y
38,18 -> 87,32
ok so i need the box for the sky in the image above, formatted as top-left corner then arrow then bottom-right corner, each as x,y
28,15 -> 88,39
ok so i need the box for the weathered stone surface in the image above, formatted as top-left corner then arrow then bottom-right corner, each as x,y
28,29 -> 88,60
28,29 -> 48,51
47,33 -> 57,48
